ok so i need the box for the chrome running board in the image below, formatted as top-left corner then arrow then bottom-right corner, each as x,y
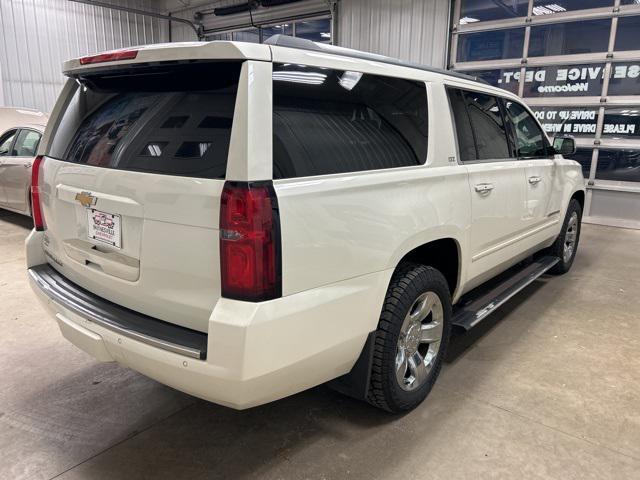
452,255 -> 559,330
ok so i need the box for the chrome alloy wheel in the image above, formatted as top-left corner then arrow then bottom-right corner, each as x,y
395,291 -> 444,391
563,212 -> 579,263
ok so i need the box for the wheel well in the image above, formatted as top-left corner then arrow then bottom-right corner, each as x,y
571,190 -> 585,212
399,238 -> 459,295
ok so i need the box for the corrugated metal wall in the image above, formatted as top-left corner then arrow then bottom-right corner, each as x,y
338,0 -> 451,68
0,0 -> 452,111
0,0 -> 169,112
171,0 -> 450,66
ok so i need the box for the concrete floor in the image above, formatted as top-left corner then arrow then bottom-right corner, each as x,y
1,209 -> 639,480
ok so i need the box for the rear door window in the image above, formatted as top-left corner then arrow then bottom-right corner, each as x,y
462,91 -> 511,161
272,64 -> 429,179
447,89 -> 477,162
447,88 -> 512,162
47,62 -> 241,179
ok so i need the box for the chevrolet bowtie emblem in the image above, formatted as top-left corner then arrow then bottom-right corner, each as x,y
75,191 -> 97,208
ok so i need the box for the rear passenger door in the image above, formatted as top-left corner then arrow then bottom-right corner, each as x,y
447,88 -> 527,284
502,99 -> 560,230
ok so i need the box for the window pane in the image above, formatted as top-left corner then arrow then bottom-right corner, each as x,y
529,19 -> 611,57
532,0 -> 613,16
462,91 -> 511,160
447,89 -> 477,162
602,108 -> 640,138
522,64 -> 605,97
596,149 -> 640,182
620,0 -> 640,4
0,130 -> 17,156
232,28 -> 259,43
457,28 -> 525,62
530,106 -> 599,136
12,129 -> 41,157
295,19 -> 331,43
615,16 -> 640,52
608,63 -> 640,96
460,0 -> 528,22
262,23 -> 293,42
568,148 -> 594,177
504,101 -> 549,157
48,62 -> 241,179
272,64 -> 428,179
464,68 -> 521,94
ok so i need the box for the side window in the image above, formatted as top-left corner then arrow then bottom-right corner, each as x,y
461,91 -> 511,160
272,64 -> 429,179
447,88 -> 477,162
503,100 -> 550,158
12,130 -> 42,157
0,129 -> 17,156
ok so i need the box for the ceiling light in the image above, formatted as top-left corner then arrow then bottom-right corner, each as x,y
533,4 -> 566,15
339,71 -> 363,91
459,16 -> 479,25
272,71 -> 327,85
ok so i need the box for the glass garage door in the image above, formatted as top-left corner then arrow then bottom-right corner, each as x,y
450,0 -> 640,229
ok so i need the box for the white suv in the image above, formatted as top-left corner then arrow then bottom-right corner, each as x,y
26,37 -> 585,412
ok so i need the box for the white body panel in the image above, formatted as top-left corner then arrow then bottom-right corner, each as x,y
27,41 -> 586,408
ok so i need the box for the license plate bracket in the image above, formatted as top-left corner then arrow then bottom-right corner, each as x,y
87,208 -> 122,249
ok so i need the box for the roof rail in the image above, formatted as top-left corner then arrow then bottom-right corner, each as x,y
263,35 -> 490,86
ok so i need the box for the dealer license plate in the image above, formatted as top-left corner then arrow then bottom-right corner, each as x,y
87,209 -> 122,248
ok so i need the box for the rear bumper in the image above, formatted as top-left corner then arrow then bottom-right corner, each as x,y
28,252 -> 391,409
29,265 -> 207,359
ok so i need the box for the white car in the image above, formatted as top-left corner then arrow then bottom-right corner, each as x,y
0,107 -> 48,216
26,37 -> 585,412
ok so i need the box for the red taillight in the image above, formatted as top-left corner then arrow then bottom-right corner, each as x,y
31,155 -> 45,231
220,181 -> 281,302
79,49 -> 138,65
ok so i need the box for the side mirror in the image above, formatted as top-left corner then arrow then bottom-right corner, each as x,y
553,135 -> 577,156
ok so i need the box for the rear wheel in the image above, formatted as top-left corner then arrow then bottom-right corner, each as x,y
367,263 -> 451,412
547,198 -> 582,275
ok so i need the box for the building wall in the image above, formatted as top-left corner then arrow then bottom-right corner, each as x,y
169,0 -> 452,67
0,0 -> 169,112
338,0 -> 451,67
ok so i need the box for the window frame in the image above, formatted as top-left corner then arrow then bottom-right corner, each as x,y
0,129 -> 19,157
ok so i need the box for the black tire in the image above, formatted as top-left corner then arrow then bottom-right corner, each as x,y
367,263 -> 452,413
547,198 -> 582,275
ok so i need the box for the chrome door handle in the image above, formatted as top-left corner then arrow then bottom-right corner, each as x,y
528,176 -> 542,185
474,183 -> 495,194
24,163 -> 32,168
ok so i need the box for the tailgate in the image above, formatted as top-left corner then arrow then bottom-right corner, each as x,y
39,61 -> 243,332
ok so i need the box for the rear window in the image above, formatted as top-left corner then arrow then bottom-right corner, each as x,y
48,62 -> 241,179
272,63 -> 429,179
